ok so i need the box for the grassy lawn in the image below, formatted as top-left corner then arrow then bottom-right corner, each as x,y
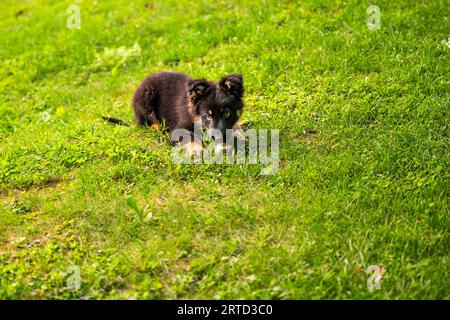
0,0 -> 448,299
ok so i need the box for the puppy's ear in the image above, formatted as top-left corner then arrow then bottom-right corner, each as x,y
220,74 -> 244,97
188,79 -> 210,100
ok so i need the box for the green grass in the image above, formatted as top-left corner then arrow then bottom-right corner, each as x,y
0,0 -> 449,299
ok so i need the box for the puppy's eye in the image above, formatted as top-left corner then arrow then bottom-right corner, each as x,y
223,109 -> 231,119
205,110 -> 213,120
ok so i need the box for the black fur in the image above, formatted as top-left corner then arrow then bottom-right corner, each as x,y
132,71 -> 244,137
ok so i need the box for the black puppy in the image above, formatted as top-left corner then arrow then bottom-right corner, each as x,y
132,71 -> 244,150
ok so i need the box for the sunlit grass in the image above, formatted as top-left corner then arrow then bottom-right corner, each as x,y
0,0 -> 448,299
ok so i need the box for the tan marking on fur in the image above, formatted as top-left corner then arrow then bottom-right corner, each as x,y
232,122 -> 242,129
150,123 -> 160,131
232,109 -> 244,129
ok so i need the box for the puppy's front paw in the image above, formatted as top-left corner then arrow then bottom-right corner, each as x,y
214,143 -> 228,154
184,141 -> 203,156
